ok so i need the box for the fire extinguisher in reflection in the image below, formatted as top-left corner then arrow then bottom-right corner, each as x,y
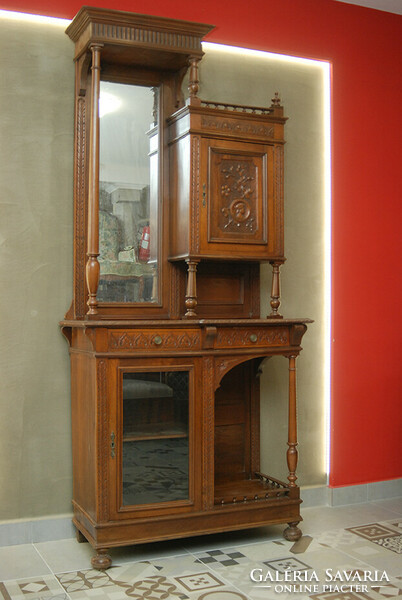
139,225 -> 150,262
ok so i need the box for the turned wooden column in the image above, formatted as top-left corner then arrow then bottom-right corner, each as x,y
287,354 -> 298,487
184,259 -> 199,318
268,260 -> 284,319
187,56 -> 201,106
86,44 -> 102,315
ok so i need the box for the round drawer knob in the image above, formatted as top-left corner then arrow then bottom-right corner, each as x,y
153,335 -> 162,345
249,333 -> 258,343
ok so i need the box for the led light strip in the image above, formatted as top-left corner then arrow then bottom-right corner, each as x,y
204,42 -> 333,480
0,9 -> 69,25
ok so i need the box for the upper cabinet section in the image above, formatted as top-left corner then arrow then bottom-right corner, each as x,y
65,7 -> 214,320
65,7 -> 286,321
168,97 -> 286,262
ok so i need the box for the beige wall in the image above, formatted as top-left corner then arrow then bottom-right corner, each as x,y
200,47 -> 327,486
0,20 -> 326,521
0,17 -> 74,519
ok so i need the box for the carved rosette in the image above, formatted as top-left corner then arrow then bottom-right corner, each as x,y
109,331 -> 201,350
219,160 -> 256,233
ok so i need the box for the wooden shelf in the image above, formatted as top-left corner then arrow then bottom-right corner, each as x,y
123,422 -> 188,442
214,474 -> 290,505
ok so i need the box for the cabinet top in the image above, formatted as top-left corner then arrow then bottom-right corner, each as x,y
60,318 -> 313,328
66,6 -> 215,67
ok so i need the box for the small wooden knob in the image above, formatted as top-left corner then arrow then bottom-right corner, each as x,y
249,333 -> 258,343
153,335 -> 162,345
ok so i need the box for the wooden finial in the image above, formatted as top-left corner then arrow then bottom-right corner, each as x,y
271,92 -> 281,107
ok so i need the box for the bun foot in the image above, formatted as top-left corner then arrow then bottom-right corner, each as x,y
283,522 -> 302,541
91,549 -> 112,570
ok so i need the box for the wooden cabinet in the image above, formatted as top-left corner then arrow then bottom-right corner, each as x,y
61,6 -> 311,570
168,103 -> 285,262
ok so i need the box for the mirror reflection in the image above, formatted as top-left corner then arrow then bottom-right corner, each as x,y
98,82 -> 159,303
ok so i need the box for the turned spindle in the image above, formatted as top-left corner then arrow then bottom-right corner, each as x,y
86,44 -> 102,315
268,260 -> 283,318
184,259 -> 199,318
287,354 -> 298,487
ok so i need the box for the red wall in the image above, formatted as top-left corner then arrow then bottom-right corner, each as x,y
2,0 -> 401,487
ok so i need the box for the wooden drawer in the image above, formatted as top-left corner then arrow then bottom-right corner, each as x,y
215,326 -> 289,349
108,329 -> 201,351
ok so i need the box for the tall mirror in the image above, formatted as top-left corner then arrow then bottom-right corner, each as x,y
98,82 -> 159,303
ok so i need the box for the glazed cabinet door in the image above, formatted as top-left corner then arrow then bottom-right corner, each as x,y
107,357 -> 202,520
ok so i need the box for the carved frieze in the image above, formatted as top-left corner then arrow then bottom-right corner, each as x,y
109,330 -> 201,350
216,327 -> 289,347
92,23 -> 201,52
201,116 -> 274,139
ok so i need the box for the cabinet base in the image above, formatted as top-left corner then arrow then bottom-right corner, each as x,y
73,496 -> 302,570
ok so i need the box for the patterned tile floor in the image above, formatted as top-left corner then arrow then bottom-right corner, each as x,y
0,498 -> 401,600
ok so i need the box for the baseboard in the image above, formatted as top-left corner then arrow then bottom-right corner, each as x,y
0,514 -> 75,547
0,479 -> 401,547
328,477 -> 402,506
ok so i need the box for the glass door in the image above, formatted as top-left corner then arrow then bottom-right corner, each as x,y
121,369 -> 190,507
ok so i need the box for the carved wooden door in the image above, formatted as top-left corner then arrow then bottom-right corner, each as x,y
199,138 -> 275,259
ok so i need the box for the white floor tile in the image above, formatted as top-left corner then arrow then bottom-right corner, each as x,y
182,525 -> 284,553
0,543 -> 51,580
301,502 -> 401,533
370,497 -> 402,515
34,538 -> 95,574
0,500 -> 400,597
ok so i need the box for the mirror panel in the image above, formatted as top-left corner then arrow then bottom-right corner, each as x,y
98,82 -> 159,303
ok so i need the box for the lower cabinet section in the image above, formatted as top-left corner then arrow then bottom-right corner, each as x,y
73,496 -> 302,569
66,319 -> 308,569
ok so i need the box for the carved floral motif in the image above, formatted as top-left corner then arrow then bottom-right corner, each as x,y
216,328 -> 289,347
219,160 -> 256,233
109,331 -> 201,350
201,116 -> 274,138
